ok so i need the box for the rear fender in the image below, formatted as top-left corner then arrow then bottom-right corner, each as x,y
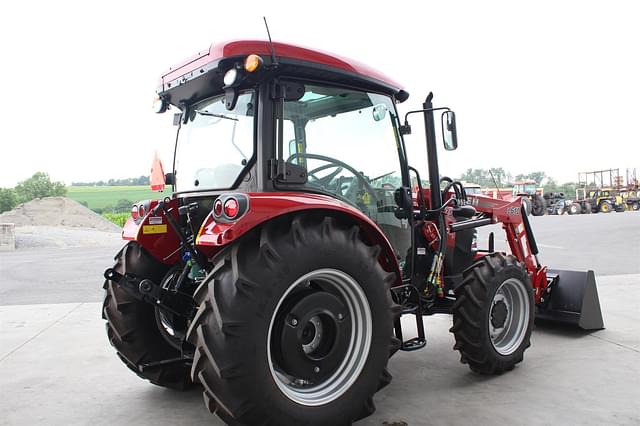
121,198 -> 181,265
196,192 -> 401,285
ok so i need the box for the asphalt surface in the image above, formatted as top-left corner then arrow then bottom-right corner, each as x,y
0,212 -> 639,425
1,212 -> 638,307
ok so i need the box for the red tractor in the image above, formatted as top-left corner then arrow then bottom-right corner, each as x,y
103,40 -> 603,425
483,180 -> 546,216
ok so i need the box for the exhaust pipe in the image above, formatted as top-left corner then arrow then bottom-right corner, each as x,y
536,269 -> 604,330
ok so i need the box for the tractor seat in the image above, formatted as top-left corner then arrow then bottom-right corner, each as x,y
452,205 -> 476,218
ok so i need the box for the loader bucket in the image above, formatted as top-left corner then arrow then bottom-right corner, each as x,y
535,269 -> 604,330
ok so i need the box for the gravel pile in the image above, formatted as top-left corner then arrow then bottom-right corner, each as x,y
0,197 -> 123,249
0,197 -> 120,232
13,225 -> 123,249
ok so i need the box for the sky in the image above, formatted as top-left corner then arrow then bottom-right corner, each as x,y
1,0 -> 639,187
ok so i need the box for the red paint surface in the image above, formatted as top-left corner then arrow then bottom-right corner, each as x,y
160,40 -> 402,91
121,198 -> 181,265
196,192 -> 400,283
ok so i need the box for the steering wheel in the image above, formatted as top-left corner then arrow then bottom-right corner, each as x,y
287,153 -> 379,204
306,162 -> 344,187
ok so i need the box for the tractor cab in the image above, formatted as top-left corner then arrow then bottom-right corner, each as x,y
151,40 -> 429,272
512,180 -> 538,197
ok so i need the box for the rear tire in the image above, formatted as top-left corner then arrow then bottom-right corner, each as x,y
187,214 -> 399,425
450,253 -> 534,374
531,195 -> 545,216
569,203 -> 581,215
102,250 -> 191,390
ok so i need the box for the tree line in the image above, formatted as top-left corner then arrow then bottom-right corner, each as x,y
458,168 -> 579,195
72,176 -> 150,186
0,172 -> 67,213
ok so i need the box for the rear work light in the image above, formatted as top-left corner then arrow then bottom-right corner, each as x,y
223,198 -> 239,219
131,205 -> 139,220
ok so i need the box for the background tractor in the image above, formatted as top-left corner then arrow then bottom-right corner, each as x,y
482,180 -> 545,216
511,180 -> 546,216
575,188 -> 625,213
102,39 -> 604,425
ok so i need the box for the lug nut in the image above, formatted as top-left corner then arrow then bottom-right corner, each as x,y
290,317 -> 298,327
337,313 -> 344,321
314,366 -> 320,373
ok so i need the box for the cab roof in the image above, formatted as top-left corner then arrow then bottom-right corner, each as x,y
158,40 -> 407,103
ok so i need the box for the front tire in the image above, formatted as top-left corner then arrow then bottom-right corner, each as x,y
600,201 -> 612,213
187,214 -> 398,425
450,253 -> 534,374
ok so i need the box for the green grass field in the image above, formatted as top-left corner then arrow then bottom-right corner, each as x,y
67,186 -> 165,210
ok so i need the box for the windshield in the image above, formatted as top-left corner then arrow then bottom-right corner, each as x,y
174,92 -> 255,192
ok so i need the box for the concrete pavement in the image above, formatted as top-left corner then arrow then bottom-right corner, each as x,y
1,274 -> 638,425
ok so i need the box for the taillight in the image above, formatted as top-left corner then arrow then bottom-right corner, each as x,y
214,199 -> 223,217
131,205 -> 139,220
223,198 -> 239,218
213,194 -> 248,222
138,205 -> 146,218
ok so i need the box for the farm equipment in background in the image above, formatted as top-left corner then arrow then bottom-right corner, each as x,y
543,192 -> 571,215
622,192 -> 640,211
482,180 -> 546,216
575,188 -> 625,213
462,182 -> 482,196
567,193 -> 592,215
101,39 -> 604,425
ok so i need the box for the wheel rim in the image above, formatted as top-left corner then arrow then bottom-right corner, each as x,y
488,278 -> 530,355
267,269 -> 372,406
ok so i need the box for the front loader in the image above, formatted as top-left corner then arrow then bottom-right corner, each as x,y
102,39 -> 603,425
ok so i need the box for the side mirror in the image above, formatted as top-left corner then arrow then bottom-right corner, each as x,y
372,104 -> 388,122
441,110 -> 458,151
165,172 -> 175,185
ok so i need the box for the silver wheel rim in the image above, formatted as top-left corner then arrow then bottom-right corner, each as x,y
267,269 -> 372,406
488,278 -> 530,355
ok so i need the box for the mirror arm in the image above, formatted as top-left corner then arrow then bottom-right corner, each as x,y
403,107 -> 451,124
